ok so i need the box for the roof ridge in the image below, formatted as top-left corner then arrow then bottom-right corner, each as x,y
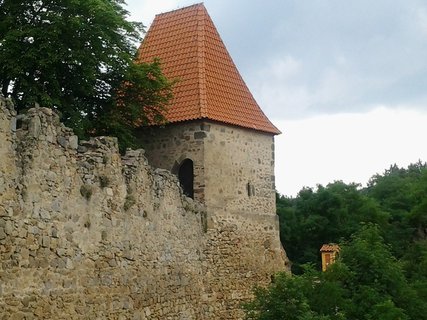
155,3 -> 204,18
196,5 -> 208,117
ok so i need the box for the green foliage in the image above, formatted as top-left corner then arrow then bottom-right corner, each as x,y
338,225 -> 412,319
277,181 -> 388,273
365,162 -> 427,256
243,272 -> 331,320
278,162 -> 427,274
0,0 -> 173,150
244,225 -> 426,320
267,162 -> 427,319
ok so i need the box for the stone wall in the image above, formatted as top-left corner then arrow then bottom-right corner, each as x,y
0,97 -> 288,319
139,122 -> 207,203
203,122 -> 276,215
0,97 -> 18,216
139,121 -> 276,215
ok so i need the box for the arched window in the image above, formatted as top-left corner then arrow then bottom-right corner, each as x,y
178,159 -> 194,199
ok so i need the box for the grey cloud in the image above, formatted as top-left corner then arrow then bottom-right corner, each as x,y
201,0 -> 427,119
127,0 -> 427,119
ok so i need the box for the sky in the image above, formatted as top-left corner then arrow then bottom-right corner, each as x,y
125,0 -> 427,196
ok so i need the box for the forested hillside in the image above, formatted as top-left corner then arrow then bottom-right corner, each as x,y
244,162 -> 427,319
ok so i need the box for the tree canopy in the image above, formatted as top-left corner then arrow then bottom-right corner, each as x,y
277,181 -> 388,273
277,162 -> 427,273
246,162 -> 427,319
0,0 -> 173,150
245,225 -> 427,320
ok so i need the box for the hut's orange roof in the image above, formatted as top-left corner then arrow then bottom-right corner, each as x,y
136,3 -> 280,134
320,244 -> 341,252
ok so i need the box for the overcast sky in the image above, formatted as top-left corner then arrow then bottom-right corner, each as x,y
125,0 -> 427,196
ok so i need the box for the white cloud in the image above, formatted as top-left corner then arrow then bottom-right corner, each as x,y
416,7 -> 427,36
251,56 -> 313,117
269,56 -> 302,81
274,107 -> 427,196
251,56 -> 365,118
314,68 -> 353,106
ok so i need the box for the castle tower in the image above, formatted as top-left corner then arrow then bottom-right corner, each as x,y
137,4 -> 281,217
0,5 -> 287,319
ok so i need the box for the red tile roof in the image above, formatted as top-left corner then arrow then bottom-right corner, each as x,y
136,3 -> 281,134
320,244 -> 340,252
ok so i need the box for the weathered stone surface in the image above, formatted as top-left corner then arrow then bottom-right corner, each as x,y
139,121 -> 278,215
69,135 -> 78,149
28,115 -> 41,138
0,96 -> 289,319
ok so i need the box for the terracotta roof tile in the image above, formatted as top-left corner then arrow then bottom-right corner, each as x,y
320,244 -> 341,252
137,3 -> 281,134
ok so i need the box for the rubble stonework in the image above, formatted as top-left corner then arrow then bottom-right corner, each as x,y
0,96 -> 288,319
140,121 -> 278,215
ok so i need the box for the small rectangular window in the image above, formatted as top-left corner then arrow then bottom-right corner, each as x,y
247,182 -> 255,197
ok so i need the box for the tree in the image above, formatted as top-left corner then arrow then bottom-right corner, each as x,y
0,0 -> 173,150
277,182 -> 388,273
367,162 -> 427,257
243,272 -> 331,320
244,225 -> 427,320
271,163 -> 427,319
338,224 -> 427,320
